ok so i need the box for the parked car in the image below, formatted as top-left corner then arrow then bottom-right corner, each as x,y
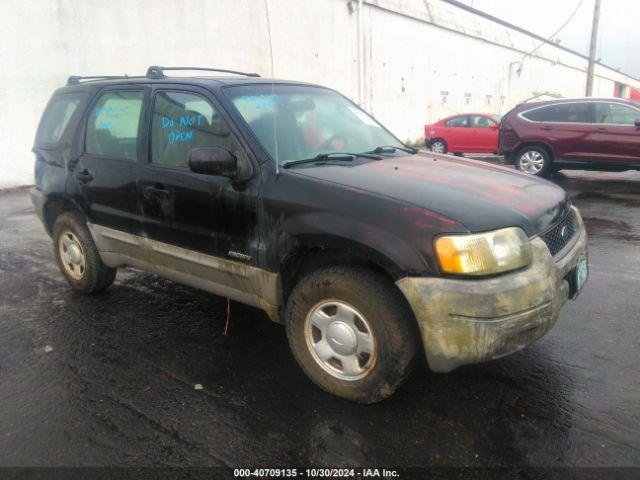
425,113 -> 502,154
31,67 -> 588,403
499,98 -> 640,176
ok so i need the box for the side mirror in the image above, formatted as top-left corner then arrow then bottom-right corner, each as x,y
188,147 -> 253,182
635,119 -> 640,128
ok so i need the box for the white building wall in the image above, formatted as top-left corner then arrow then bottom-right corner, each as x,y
1,0 -> 638,187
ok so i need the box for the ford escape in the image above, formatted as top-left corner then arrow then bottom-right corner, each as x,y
31,67 -> 589,402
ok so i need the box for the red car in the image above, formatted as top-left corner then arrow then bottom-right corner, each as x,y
425,113 -> 502,154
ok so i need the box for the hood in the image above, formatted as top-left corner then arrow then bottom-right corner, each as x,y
291,152 -> 569,236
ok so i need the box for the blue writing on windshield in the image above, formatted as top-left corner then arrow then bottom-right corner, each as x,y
241,94 -> 277,109
95,107 -> 117,117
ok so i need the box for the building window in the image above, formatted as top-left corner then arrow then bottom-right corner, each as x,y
614,82 -> 629,98
464,93 -> 471,105
440,91 -> 449,104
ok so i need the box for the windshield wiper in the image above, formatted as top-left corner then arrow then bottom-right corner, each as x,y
282,152 -> 381,169
367,145 -> 418,154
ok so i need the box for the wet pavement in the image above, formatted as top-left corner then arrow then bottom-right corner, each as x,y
0,168 -> 638,472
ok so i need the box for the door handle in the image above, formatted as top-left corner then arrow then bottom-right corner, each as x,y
540,125 -> 553,131
596,127 -> 607,132
75,169 -> 94,183
144,184 -> 169,195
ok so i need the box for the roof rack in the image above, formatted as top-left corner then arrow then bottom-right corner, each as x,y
66,75 -> 142,86
66,66 -> 261,86
146,66 -> 260,79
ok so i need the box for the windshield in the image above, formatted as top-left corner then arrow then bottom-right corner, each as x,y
225,85 -> 404,165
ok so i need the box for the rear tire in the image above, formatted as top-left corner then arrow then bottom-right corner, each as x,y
285,265 -> 419,403
429,139 -> 448,154
53,211 -> 116,294
515,146 -> 551,176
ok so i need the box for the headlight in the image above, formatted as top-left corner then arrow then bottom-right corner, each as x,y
434,227 -> 532,276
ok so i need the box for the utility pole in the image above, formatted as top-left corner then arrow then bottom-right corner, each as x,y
585,0 -> 601,96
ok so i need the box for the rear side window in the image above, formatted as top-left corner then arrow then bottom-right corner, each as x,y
150,91 -> 231,168
85,90 -> 144,160
593,103 -> 639,125
522,103 -> 590,123
445,116 -> 468,127
37,94 -> 84,144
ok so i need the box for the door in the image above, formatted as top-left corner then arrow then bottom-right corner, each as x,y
74,87 -> 148,235
468,115 -> 499,152
139,86 -> 260,263
443,115 -> 470,151
589,102 -> 640,166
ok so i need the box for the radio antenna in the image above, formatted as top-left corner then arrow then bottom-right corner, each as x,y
263,0 -> 279,176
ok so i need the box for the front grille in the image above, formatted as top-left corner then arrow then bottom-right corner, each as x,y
539,209 -> 578,257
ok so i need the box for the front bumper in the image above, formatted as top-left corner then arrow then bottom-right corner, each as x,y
397,207 -> 588,372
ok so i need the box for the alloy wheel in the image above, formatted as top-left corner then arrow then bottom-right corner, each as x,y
519,150 -> 545,174
430,141 -> 445,154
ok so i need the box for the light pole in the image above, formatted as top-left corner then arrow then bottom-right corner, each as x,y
585,0 -> 601,96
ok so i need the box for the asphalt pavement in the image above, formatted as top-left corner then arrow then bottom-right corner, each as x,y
0,166 -> 638,475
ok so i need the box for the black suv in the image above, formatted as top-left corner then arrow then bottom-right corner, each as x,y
31,67 -> 589,402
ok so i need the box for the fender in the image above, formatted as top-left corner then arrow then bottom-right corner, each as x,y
272,210 -> 440,277
516,139 -> 557,159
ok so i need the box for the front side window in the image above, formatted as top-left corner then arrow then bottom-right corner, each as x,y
85,90 -> 143,160
150,91 -> 231,167
225,85 -> 403,165
445,116 -> 469,127
470,115 -> 494,128
593,103 -> 639,125
37,93 -> 84,144
522,103 -> 590,123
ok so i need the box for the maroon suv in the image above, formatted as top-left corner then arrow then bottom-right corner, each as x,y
499,98 -> 640,176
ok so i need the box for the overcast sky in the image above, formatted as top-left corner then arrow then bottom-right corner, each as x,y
458,0 -> 640,79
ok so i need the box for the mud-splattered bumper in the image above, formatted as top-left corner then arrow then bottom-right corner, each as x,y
396,208 -> 588,372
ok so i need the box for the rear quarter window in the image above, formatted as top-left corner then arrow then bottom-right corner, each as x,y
36,93 -> 85,145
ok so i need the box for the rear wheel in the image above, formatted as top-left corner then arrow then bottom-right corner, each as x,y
53,211 -> 116,293
516,146 -> 551,176
429,139 -> 447,154
285,265 -> 419,403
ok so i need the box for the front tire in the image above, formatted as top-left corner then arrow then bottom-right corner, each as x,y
53,211 -> 116,294
516,146 -> 551,176
285,265 -> 419,403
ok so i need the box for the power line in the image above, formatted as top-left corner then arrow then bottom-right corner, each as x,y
524,0 -> 586,60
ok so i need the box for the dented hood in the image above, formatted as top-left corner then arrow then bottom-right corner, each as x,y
292,152 -> 570,236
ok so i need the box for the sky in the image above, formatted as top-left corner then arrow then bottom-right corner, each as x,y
458,0 -> 640,79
